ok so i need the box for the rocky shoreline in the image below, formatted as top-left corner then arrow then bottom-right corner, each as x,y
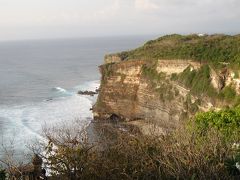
77,88 -> 100,96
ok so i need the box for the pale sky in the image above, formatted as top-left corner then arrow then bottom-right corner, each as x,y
0,0 -> 239,41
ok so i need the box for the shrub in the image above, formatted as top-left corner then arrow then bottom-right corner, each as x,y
177,65 -> 218,97
101,63 -> 115,81
234,71 -> 240,79
192,107 -> 240,176
194,107 -> 240,139
33,114 -> 240,179
219,86 -> 237,101
141,62 -> 165,83
117,34 -> 240,65
170,73 -> 178,81
189,102 -> 199,114
0,169 -> 6,180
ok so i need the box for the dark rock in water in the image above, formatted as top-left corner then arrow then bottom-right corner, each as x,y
95,88 -> 100,93
78,90 -> 98,96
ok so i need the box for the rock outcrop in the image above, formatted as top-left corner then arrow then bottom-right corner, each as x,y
93,34 -> 240,131
94,58 -> 198,130
78,90 -> 98,96
104,54 -> 123,64
93,54 -> 240,130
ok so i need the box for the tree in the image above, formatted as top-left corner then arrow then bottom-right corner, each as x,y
34,121 -> 96,180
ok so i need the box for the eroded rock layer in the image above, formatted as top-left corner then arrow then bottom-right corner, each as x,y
94,59 -> 199,129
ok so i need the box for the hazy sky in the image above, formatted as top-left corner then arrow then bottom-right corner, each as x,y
0,0 -> 239,41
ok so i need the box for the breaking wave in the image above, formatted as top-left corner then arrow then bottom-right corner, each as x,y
0,81 -> 99,156
52,87 -> 67,93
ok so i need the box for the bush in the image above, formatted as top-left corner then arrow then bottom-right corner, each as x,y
34,113 -> 240,179
194,107 -> 240,139
0,169 -> 6,180
219,86 -> 237,101
177,65 -> 218,97
101,63 -> 115,81
170,73 -> 178,81
141,62 -> 165,83
193,107 -> 240,177
117,34 -> 240,65
234,71 -> 240,79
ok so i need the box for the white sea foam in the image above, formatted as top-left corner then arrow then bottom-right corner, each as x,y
52,87 -> 67,93
51,87 -> 73,97
0,81 -> 100,157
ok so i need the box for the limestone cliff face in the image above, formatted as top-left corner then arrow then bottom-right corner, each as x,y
155,60 -> 200,75
93,55 -> 240,130
94,58 -> 198,130
104,55 -> 122,64
94,60 -> 145,120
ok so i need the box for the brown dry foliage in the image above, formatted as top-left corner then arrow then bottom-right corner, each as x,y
37,122 -> 240,180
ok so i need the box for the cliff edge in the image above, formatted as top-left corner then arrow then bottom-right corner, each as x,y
93,34 -> 240,131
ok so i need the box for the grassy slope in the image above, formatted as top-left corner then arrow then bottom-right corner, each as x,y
118,34 -> 240,64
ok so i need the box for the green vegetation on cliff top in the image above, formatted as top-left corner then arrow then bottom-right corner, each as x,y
117,34 -> 240,64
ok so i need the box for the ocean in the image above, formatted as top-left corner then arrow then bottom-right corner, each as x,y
0,36 -> 152,157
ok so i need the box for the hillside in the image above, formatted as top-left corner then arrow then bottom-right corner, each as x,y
114,34 -> 240,65
90,34 -> 240,179
94,34 -> 240,132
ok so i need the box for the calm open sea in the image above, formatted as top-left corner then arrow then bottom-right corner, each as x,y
0,35 -> 152,157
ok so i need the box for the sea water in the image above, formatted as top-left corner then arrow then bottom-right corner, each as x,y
0,36 -> 152,158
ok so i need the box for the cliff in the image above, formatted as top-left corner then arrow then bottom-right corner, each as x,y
93,34 -> 240,131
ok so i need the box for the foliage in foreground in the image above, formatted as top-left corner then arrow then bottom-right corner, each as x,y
192,107 -> 240,176
194,106 -> 240,140
0,168 -> 6,180
32,107 -> 240,180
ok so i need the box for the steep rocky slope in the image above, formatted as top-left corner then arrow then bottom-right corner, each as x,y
93,34 -> 240,131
